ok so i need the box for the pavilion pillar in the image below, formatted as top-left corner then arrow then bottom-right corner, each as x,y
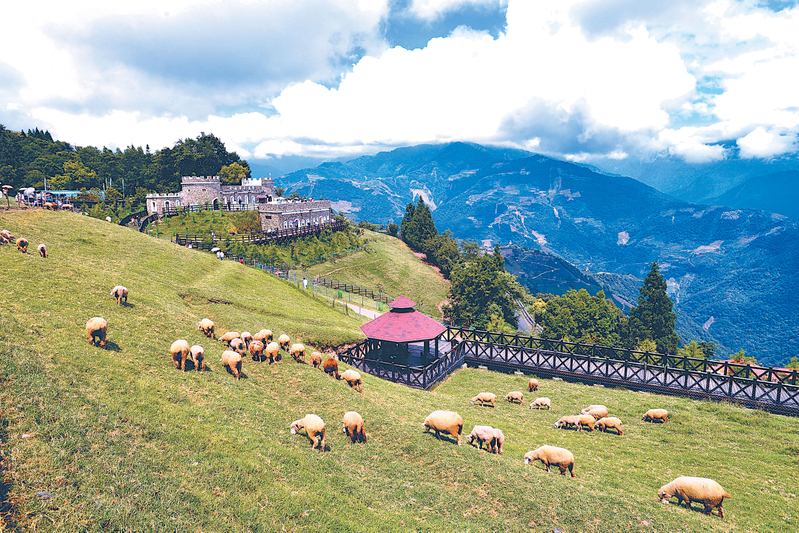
422,340 -> 430,365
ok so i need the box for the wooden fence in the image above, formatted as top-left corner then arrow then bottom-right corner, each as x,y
171,220 -> 347,248
313,277 -> 393,305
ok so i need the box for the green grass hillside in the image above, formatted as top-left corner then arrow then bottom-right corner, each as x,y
304,230 -> 450,318
0,210 -> 798,532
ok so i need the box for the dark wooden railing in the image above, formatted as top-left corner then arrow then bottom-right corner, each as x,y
313,277 -> 392,304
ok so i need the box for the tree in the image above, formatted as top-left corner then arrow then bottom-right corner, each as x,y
627,262 -> 680,353
386,222 -> 399,237
698,341 -> 716,359
444,253 -> 518,329
219,162 -> 249,185
539,289 -> 624,346
786,357 -> 799,370
677,340 -> 705,358
731,349 -> 759,365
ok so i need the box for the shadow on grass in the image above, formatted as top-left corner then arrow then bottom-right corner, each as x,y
0,418 -> 17,530
104,340 -> 122,352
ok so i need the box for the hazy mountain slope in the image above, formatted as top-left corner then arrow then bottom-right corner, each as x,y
706,170 -> 799,221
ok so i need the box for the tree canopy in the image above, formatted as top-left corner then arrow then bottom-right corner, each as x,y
539,289 -> 624,346
626,262 -> 680,353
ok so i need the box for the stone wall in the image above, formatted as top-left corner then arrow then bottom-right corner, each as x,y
258,200 -> 332,231
145,193 -> 182,214
181,176 -> 222,206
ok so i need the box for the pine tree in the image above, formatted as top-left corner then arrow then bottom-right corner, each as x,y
627,262 -> 680,353
400,201 -> 417,246
412,197 -> 437,249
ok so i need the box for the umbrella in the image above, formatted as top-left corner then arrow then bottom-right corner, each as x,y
211,247 -> 221,252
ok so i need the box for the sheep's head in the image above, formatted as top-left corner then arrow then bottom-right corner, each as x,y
657,487 -> 671,503
523,451 -> 536,465
290,421 -> 303,435
465,434 -> 474,445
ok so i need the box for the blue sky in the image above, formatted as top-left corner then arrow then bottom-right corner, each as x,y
1,0 -> 798,165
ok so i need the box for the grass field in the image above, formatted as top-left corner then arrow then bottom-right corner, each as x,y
304,230 -> 450,318
0,209 -> 798,532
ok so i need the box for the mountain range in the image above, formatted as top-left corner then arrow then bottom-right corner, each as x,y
280,142 -> 799,366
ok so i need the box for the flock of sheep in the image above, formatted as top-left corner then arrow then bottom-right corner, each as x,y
0,229 -> 47,257
425,378 -> 732,519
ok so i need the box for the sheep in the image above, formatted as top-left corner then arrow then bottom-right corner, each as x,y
581,405 -> 609,420
576,414 -> 596,432
643,408 -> 669,423
595,417 -> 623,436
554,415 -> 581,430
190,345 -> 206,371
218,331 -> 240,347
253,329 -> 273,344
221,350 -> 243,380
290,343 -> 306,363
658,477 -> 732,518
278,333 -> 291,352
170,340 -> 191,371
322,357 -> 340,379
465,425 -> 496,451
265,341 -> 280,364
16,237 -> 28,253
529,397 -> 551,410
490,428 -> 505,454
528,378 -> 539,392
85,317 -> 108,348
61,204 -> 73,211
342,411 -> 367,444
524,445 -> 576,477
504,391 -> 524,404
471,392 -> 496,408
248,340 -> 265,362
240,331 -> 253,350
43,201 -> 56,210
423,410 -> 463,445
110,285 -> 128,306
37,243 -> 47,258
341,369 -> 362,392
290,414 -> 326,450
310,351 -> 323,368
0,229 -> 13,244
229,337 -> 245,355
197,318 -> 215,339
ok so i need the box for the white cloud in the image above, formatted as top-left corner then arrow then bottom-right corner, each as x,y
737,127 -> 798,159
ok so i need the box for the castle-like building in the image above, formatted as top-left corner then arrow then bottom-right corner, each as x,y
146,176 -> 332,232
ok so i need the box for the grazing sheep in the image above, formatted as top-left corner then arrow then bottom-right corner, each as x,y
310,351 -> 323,368
643,408 -> 669,423
240,331 -> 253,350
0,229 -> 13,244
554,415 -> 581,430
197,318 -> 215,339
265,341 -> 280,364
341,369 -> 362,392
528,378 -> 539,392
110,285 -> 128,306
290,414 -> 326,450
190,345 -> 206,371
253,329 -> 273,344
221,350 -> 243,380
658,477 -> 731,518
37,243 -> 47,258
490,428 -> 505,454
248,340 -> 265,362
229,337 -> 245,355
85,317 -> 108,348
529,397 -> 552,410
290,343 -> 306,363
278,333 -> 290,351
471,392 -> 496,408
576,414 -> 596,432
524,445 -> 576,477
170,339 -> 191,371
43,201 -> 56,210
342,411 -> 367,444
218,331 -> 240,347
423,410 -> 463,445
466,425 -> 496,451
61,204 -> 73,211
595,417 -> 623,436
322,357 -> 340,379
504,391 -> 524,404
16,238 -> 28,253
581,405 -> 609,420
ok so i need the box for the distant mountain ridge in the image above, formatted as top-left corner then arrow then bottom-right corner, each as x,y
706,170 -> 799,221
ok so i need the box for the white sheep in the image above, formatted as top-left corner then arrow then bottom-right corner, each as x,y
229,337 -> 245,355
576,414 -> 596,432
221,350 -> 243,380
290,414 -> 326,450
197,318 -> 215,339
289,343 -> 306,363
265,341 -> 280,364
643,408 -> 669,423
554,415 -> 581,430
465,425 -> 496,451
528,378 -> 539,392
529,397 -> 551,410
595,417 -> 623,436
470,392 -> 496,408
342,411 -> 367,443
524,445 -> 576,477
110,285 -> 128,306
490,428 -> 505,455
310,351 -> 323,368
37,243 -> 47,258
190,345 -> 206,371
253,329 -> 273,344
423,410 -> 463,445
341,369 -> 362,392
248,340 -> 265,362
240,331 -> 253,350
170,340 -> 190,371
658,476 -> 732,518
278,333 -> 291,352
581,405 -> 609,420
504,391 -> 524,404
85,317 -> 108,348
218,331 -> 240,346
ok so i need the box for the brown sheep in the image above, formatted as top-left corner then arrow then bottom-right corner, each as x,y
248,340 -> 265,362
170,339 -> 191,371
658,477 -> 732,518
310,351 -> 323,368
221,350 -> 243,380
504,391 -> 524,404
218,331 -> 240,346
595,417 -> 623,436
423,410 -> 463,445
529,397 -> 551,410
85,317 -> 108,348
341,369 -> 362,392
110,285 -> 128,306
576,414 -> 596,432
37,243 -> 47,258
253,329 -> 273,344
278,333 -> 291,352
465,425 -> 496,451
291,414 -> 326,450
643,408 -> 669,423
490,428 -> 505,454
190,345 -> 206,371
197,318 -> 215,339
342,411 -> 367,444
16,237 -> 28,253
290,343 -> 306,363
322,357 -> 340,379
554,415 -> 581,430
581,405 -> 609,420
524,445 -> 576,477
0,229 -> 13,244
528,378 -> 539,392
265,341 -> 280,364
471,392 -> 496,408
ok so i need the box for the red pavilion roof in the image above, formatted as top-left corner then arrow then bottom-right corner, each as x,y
360,295 -> 446,342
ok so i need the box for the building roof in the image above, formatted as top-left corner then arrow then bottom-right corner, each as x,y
360,295 -> 446,343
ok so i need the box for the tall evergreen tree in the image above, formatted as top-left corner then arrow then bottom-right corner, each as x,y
627,262 -> 680,353
400,201 -> 416,245
412,197 -> 437,250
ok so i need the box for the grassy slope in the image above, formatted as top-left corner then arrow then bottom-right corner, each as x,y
304,230 -> 450,318
0,210 -> 797,532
